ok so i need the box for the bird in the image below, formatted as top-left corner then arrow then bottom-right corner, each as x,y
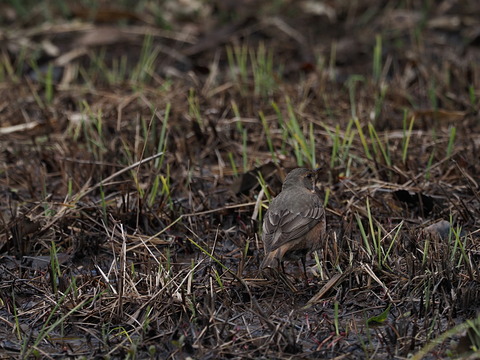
261,168 -> 326,277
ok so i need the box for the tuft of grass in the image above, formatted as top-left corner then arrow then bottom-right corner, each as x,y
130,34 -> 160,86
323,187 -> 331,208
365,198 -> 380,265
334,301 -> 340,336
160,166 -> 173,210
282,97 -> 316,167
256,171 -> 271,232
346,75 -> 365,120
44,63 -> 54,104
382,221 -> 403,267
49,241 -> 62,295
147,105 -> 170,207
271,100 -> 288,155
324,120 -> 355,177
356,212 -> 372,257
250,42 -> 277,98
227,41 -> 278,97
468,84 -> 478,109
368,122 -> 391,167
154,104 -> 170,169
452,224 -> 468,269
354,117 -> 372,161
401,111 -> 415,164
259,110 -> 277,163
256,171 -> 271,202
76,100 -> 108,162
226,43 -> 249,96
366,304 -> 391,326
0,51 -> 16,82
356,198 -> 402,269
428,79 -> 438,110
187,237 -> 228,272
446,126 -> 456,158
313,251 -> 324,280
373,83 -> 387,121
21,284 -> 102,358
329,124 -> 340,170
328,40 -> 337,80
372,34 -> 382,83
242,127 -> 248,171
228,152 -> 238,176
89,48 -> 129,86
188,87 -> 205,133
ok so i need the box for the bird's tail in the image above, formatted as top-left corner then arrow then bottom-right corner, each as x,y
260,247 -> 285,270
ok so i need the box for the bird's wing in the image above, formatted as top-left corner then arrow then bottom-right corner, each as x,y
262,195 -> 324,253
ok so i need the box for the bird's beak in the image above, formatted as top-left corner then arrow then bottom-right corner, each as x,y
312,167 -> 323,184
311,167 -> 322,185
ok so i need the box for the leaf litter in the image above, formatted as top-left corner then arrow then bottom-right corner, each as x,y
0,1 -> 480,358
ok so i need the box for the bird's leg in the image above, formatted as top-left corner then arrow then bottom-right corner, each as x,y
274,260 -> 298,292
300,256 -> 309,286
276,261 -> 297,292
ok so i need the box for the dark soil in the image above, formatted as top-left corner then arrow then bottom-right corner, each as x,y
1,1 -> 480,359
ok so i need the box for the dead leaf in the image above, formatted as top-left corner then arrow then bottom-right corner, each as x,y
428,16 -> 462,31
306,268 -> 353,306
413,109 -> 466,122
71,6 -> 142,23
0,122 -> 42,135
300,1 -> 336,22
74,27 -> 138,48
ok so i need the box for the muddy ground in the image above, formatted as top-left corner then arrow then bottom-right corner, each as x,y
1,1 -> 480,359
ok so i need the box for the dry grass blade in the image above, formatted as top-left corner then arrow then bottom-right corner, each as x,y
305,267 -> 353,307
1,1 -> 480,358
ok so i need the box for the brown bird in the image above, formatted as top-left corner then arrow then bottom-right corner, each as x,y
261,168 -> 326,276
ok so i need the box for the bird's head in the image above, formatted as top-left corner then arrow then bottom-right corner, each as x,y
282,167 -> 320,191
